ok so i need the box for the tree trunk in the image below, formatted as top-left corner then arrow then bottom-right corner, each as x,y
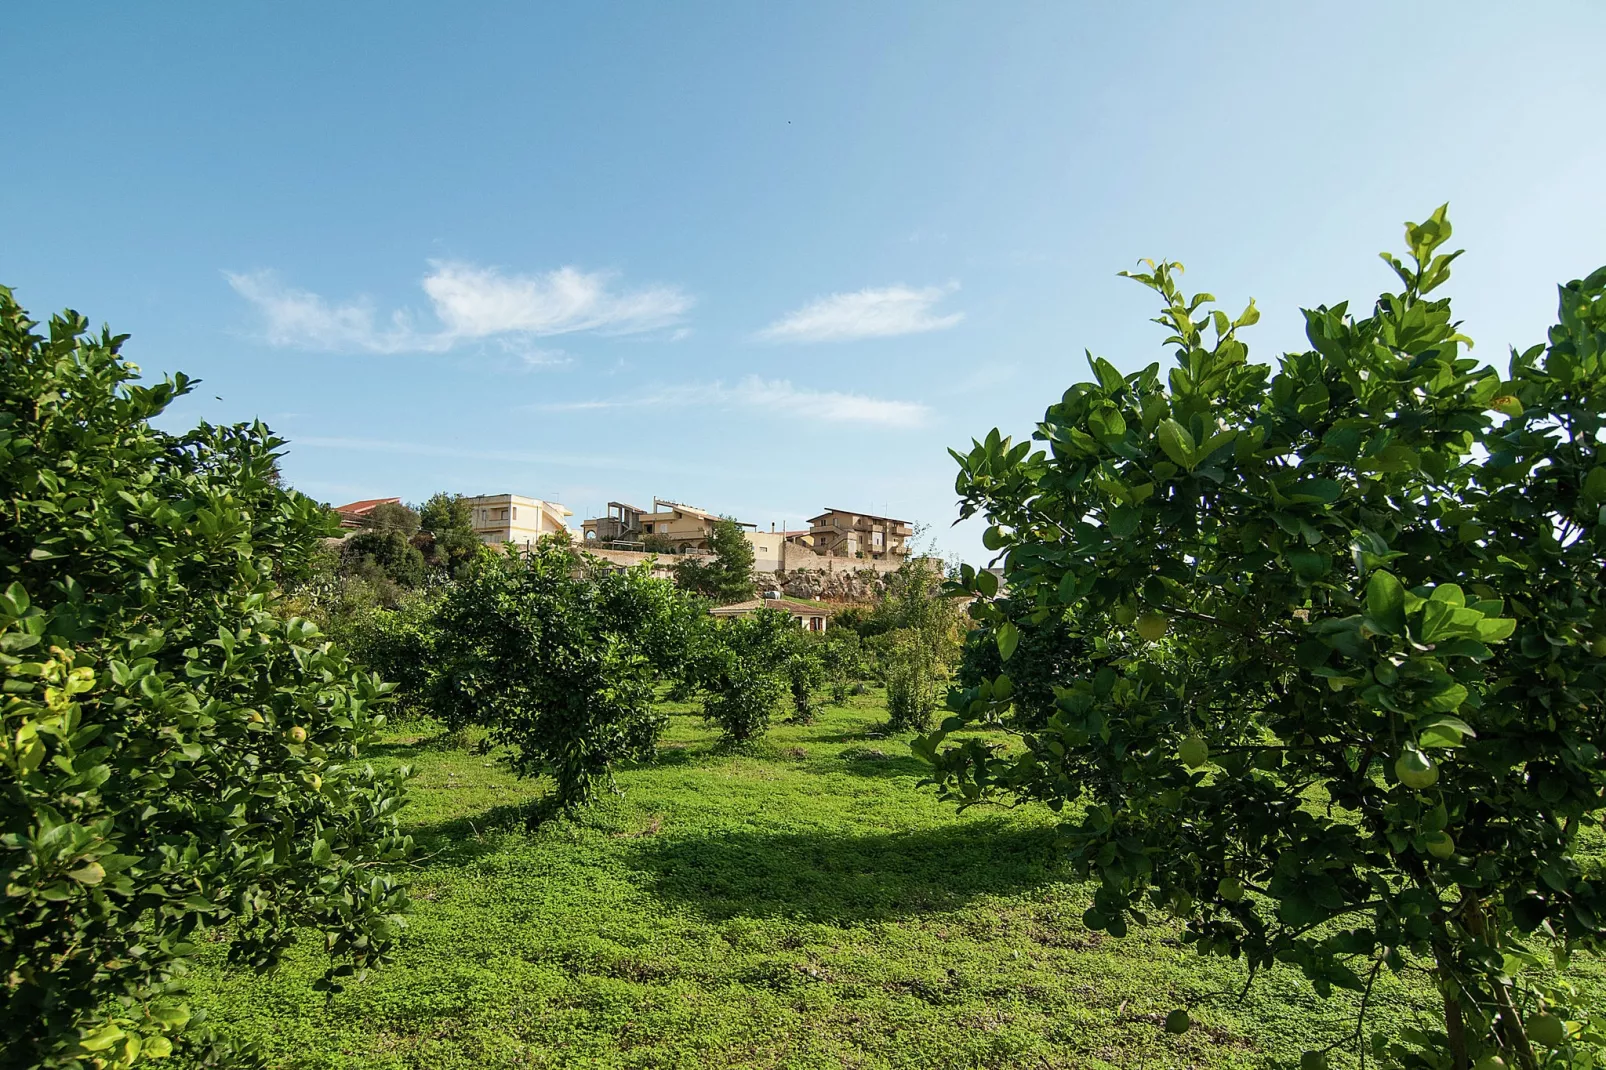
1463,901 -> 1539,1070
1434,942 -> 1470,1070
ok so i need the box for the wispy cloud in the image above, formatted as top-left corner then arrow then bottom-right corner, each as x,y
289,435 -> 705,476
535,376 -> 930,429
756,283 -> 962,343
227,262 -> 692,354
496,338 -> 575,370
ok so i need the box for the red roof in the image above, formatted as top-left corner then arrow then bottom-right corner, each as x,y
333,497 -> 400,528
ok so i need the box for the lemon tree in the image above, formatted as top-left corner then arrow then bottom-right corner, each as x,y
920,210 -> 1606,1068
0,290 -> 412,1067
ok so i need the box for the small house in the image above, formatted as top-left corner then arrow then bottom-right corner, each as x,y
709,597 -> 834,633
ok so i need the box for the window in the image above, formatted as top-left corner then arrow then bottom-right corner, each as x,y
512,507 -> 517,519
644,523 -> 654,533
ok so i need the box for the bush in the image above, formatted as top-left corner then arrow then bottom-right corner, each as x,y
700,609 -> 794,744
429,541 -> 689,813
925,209 -> 1606,1066
0,289 -> 411,1067
784,635 -> 825,724
335,594 -> 442,718
817,628 -> 868,705
340,528 -> 426,590
883,632 -> 945,733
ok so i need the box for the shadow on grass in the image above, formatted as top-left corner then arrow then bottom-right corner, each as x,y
816,750 -> 932,780
804,727 -> 895,744
632,817 -> 1061,923
406,801 -> 538,866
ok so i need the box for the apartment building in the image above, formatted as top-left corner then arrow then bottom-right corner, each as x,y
627,499 -> 756,552
806,508 -> 913,561
463,493 -> 573,549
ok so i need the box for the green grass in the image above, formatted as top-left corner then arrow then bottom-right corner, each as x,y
183,693 -> 1601,1069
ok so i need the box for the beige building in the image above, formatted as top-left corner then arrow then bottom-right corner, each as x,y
710,596 -> 833,633
630,499 -> 754,552
806,509 -> 914,561
745,529 -> 787,571
581,501 -> 650,546
463,493 -> 574,549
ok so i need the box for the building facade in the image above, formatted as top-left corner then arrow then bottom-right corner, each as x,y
806,509 -> 913,561
462,493 -> 573,549
581,501 -> 649,546
709,596 -> 833,632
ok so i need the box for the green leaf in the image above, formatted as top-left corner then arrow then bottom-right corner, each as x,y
1584,466 -> 1606,502
78,1023 -> 126,1052
1418,714 -> 1475,748
1287,551 -> 1330,582
1157,419 -> 1196,470
1287,478 -> 1342,504
1366,571 -> 1407,636
1428,583 -> 1465,607
975,570 -> 998,598
1420,683 -> 1468,713
1474,617 -> 1516,642
996,622 -> 1021,663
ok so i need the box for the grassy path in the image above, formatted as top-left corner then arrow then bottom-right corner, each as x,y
184,695 -> 1595,1068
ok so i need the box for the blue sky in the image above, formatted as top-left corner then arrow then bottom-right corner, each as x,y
5,2 -> 1604,561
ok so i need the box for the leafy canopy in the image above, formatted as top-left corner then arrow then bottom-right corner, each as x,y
924,209 -> 1606,1067
416,491 -> 480,577
429,539 -> 692,814
674,517 -> 757,605
0,289 -> 411,1068
699,608 -> 795,745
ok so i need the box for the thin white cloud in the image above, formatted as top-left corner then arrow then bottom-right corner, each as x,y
535,376 -> 930,430
289,435 -> 704,476
226,262 -> 692,354
496,338 -> 575,370
756,283 -> 962,343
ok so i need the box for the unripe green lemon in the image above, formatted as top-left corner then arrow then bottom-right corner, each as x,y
1179,734 -> 1209,769
1394,750 -> 1438,790
1113,604 -> 1137,626
1164,1009 -> 1190,1034
1473,1056 -> 1509,1070
1425,831 -> 1455,859
1590,637 -> 1606,657
1135,611 -> 1170,642
289,725 -> 308,744
1527,1012 -> 1565,1047
308,773 -> 323,792
1217,877 -> 1244,903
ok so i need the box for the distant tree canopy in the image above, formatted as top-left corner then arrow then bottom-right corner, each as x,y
363,500 -> 420,536
673,517 -> 757,605
416,491 -> 480,576
0,287 -> 411,1067
925,208 -> 1606,1067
